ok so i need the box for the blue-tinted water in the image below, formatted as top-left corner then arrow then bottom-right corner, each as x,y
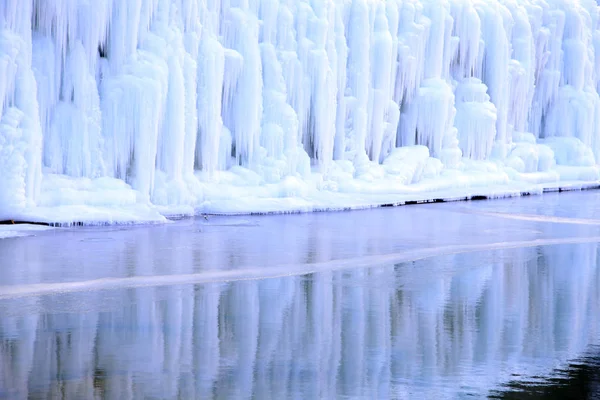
1,191 -> 600,399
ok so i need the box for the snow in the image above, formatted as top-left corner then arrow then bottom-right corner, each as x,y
0,224 -> 52,239
2,0 -> 600,223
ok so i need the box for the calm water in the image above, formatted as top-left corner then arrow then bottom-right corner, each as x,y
1,192 -> 600,399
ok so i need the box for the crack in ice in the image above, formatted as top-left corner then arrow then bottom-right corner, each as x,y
453,208 -> 600,225
1,235 -> 599,300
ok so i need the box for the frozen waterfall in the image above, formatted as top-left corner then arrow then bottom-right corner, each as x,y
2,0 -> 600,222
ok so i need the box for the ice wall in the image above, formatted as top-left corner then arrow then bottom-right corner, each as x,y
2,0 -> 600,212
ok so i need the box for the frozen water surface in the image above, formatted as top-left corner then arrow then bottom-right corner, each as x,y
1,193 -> 600,398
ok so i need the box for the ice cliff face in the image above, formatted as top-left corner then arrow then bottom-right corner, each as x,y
1,0 -> 600,215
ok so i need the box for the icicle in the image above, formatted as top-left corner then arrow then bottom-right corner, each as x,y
454,78 -> 497,160
221,2 -> 262,166
367,4 -> 393,163
333,4 -> 348,161
345,0 -> 371,160
476,1 -> 511,158
0,22 -> 42,208
305,0 -> 337,168
4,0 -> 600,217
196,33 -> 225,176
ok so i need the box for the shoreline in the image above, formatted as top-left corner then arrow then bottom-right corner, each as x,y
2,180 -> 599,228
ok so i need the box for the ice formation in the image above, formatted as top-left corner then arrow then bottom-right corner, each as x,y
2,0 -> 600,221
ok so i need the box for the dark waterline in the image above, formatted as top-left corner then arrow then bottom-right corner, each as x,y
2,191 -> 600,399
492,349 -> 600,399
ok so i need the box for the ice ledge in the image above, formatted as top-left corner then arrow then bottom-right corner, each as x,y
196,180 -> 600,216
3,174 -> 600,227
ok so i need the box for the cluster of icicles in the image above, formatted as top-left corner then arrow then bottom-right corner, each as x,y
1,0 -> 600,209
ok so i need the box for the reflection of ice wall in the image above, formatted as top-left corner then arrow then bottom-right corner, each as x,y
2,242 -> 600,398
2,0 -> 600,212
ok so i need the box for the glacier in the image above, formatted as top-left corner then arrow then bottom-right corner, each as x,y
2,0 -> 600,223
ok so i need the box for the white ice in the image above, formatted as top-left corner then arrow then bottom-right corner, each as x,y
0,223 -> 52,239
2,0 -> 600,223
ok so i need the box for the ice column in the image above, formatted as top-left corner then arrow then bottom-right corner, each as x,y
47,43 -> 104,178
196,32 -> 225,176
0,17 -> 42,211
454,78 -> 497,160
542,3 -> 600,163
100,0 -> 171,200
221,1 -> 263,166
180,0 -> 201,184
477,1 -> 511,158
30,0 -> 109,179
399,0 -> 461,167
504,1 -> 535,139
312,0 -> 338,168
367,4 -> 393,163
528,3 -> 563,141
378,2 -> 401,164
257,0 -> 305,180
333,6 -> 348,161
450,2 -> 497,161
344,0 -> 371,161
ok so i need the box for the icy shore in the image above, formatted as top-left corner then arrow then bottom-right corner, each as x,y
2,0 -> 600,224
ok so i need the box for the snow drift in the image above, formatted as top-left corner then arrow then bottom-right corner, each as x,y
2,0 -> 600,223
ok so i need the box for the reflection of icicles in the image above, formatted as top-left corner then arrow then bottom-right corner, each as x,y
341,269 -> 366,397
2,243 -> 600,398
220,281 -> 259,400
0,313 -> 38,397
193,284 -> 221,399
